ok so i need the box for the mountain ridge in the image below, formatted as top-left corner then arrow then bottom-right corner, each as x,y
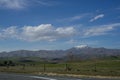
0,46 -> 120,59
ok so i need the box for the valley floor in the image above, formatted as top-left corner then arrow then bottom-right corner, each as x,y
0,58 -> 120,78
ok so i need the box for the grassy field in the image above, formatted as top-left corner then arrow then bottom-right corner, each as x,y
0,57 -> 120,77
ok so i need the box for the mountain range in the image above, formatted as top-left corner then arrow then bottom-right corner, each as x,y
0,46 -> 120,60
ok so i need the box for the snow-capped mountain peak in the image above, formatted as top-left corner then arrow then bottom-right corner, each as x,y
75,45 -> 88,49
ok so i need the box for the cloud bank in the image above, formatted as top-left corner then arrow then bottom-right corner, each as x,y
0,24 -> 76,41
0,23 -> 120,42
84,23 -> 120,37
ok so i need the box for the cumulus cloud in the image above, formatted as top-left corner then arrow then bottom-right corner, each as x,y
21,24 -> 54,41
0,26 -> 18,39
90,14 -> 104,22
0,24 -> 76,42
0,23 -> 120,41
84,23 -> 120,37
56,27 -> 76,37
3,27 -> 18,37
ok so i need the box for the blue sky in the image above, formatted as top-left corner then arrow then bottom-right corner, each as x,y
0,0 -> 120,51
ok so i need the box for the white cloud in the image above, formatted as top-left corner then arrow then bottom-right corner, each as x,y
33,0 -> 56,6
0,0 -> 27,9
3,26 -> 18,37
21,24 -> 56,41
58,15 -> 83,22
0,0 -> 56,10
59,14 -> 90,22
84,23 -> 120,37
0,24 -> 76,42
21,24 -> 76,41
90,14 -> 104,22
56,27 -> 76,37
68,15 -> 83,21
0,26 -> 18,39
0,23 -> 120,41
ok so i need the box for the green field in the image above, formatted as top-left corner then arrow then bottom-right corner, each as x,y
0,57 -> 120,77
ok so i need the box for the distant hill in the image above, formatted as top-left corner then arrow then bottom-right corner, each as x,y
0,46 -> 120,60
65,46 -> 120,60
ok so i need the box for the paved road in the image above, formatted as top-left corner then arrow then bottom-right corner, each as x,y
0,73 -> 119,80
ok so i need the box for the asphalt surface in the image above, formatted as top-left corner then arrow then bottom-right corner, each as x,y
0,73 -> 119,80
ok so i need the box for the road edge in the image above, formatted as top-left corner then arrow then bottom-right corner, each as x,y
36,72 -> 120,79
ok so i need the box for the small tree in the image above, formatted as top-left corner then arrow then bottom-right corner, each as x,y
4,61 -> 9,68
65,63 -> 72,71
4,61 -> 7,66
